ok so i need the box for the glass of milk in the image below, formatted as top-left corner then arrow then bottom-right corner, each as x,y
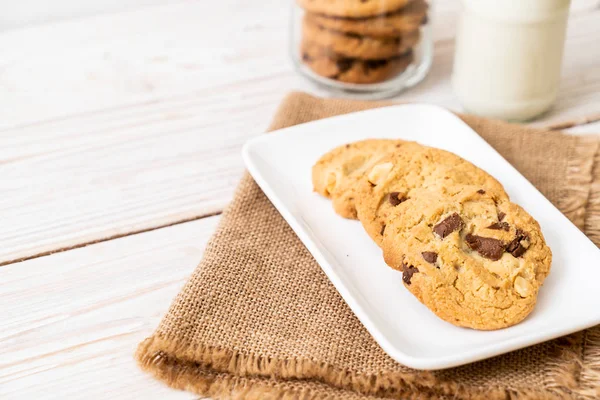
452,0 -> 571,121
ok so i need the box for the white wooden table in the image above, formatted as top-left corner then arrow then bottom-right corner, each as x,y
1,1 -> 599,398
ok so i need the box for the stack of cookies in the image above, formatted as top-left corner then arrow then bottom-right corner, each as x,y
298,0 -> 428,84
312,140 -> 552,330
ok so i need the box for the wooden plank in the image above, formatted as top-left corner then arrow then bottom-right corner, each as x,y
0,0 -> 295,129
0,1 -> 599,264
0,0 -> 176,31
2,0 -> 598,130
0,217 -> 219,399
0,0 -> 593,33
0,86 -> 275,264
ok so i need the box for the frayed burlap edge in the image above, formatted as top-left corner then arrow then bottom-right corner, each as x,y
541,134 -> 600,400
136,335 -> 573,400
578,140 -> 600,399
583,141 -> 600,246
134,115 -> 600,399
559,135 -> 600,232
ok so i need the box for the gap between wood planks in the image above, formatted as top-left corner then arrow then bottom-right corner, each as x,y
0,210 -> 222,268
544,112 -> 600,131
3,113 -> 599,269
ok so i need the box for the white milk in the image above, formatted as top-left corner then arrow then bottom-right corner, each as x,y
452,0 -> 571,121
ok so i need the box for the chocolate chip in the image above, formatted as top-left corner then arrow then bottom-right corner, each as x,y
346,32 -> 364,39
403,266 -> 419,284
516,228 -> 527,237
433,213 -> 464,239
302,52 -> 312,62
487,221 -> 510,231
465,234 -> 505,261
380,224 -> 386,236
498,212 -> 506,221
506,239 -> 522,256
511,244 -> 527,257
389,192 -> 407,206
336,59 -> 354,73
421,251 -> 438,264
401,259 -> 419,285
506,229 -> 530,257
477,189 -> 486,194
364,59 -> 388,70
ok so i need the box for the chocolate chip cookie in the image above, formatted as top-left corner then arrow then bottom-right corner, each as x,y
312,139 -> 421,218
381,186 -> 552,330
301,41 -> 414,84
306,0 -> 428,38
355,147 -> 509,246
302,16 -> 420,60
297,0 -> 413,18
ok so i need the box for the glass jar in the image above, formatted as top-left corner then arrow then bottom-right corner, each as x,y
452,0 -> 571,121
291,0 -> 433,99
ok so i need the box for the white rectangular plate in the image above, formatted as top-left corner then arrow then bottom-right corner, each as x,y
242,104 -> 600,370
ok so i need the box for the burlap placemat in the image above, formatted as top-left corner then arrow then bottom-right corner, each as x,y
136,93 -> 600,399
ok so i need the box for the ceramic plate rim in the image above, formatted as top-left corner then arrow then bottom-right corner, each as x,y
241,103 -> 600,370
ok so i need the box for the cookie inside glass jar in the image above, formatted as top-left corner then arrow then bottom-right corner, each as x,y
293,0 -> 431,92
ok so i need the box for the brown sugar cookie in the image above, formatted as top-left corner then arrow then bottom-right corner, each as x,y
312,139 -> 421,219
307,0 -> 428,38
302,15 -> 420,60
354,147 -> 509,246
301,41 -> 414,84
311,139 -> 551,330
381,186 -> 551,330
297,0 -> 413,18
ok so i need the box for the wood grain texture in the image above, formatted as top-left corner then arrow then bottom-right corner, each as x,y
0,0 -> 176,31
2,1 -> 599,399
0,217 -> 218,399
0,2 -> 599,263
1,0 -> 598,129
0,89 -> 269,264
1,129 -> 596,400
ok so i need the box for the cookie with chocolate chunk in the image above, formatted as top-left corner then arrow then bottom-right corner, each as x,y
301,41 -> 414,84
355,146 -> 508,246
381,186 -> 552,330
302,15 -> 419,60
306,0 -> 428,38
312,139 -> 421,219
297,0 -> 413,18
